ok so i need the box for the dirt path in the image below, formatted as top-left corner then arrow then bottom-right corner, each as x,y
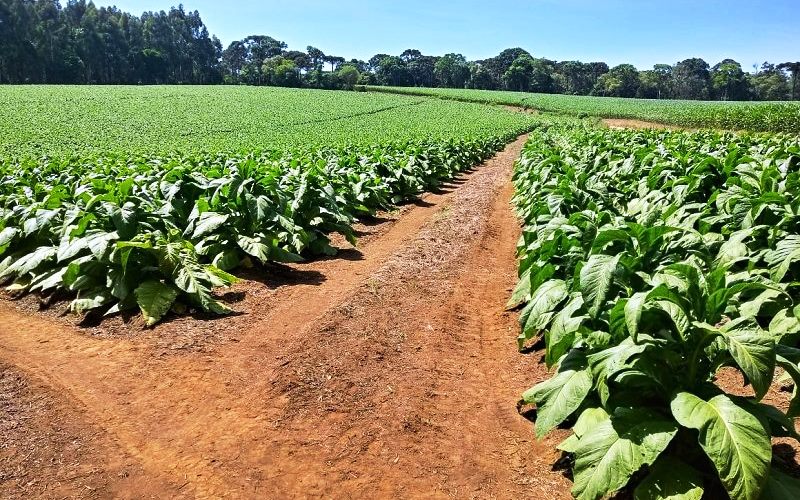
0,136 -> 570,499
602,118 -> 687,130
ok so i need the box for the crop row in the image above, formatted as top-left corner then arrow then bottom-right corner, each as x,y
0,86 -> 538,158
365,86 -> 800,134
0,134 -> 522,325
510,121 -> 800,499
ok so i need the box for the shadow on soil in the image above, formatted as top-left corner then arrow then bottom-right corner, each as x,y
237,263 -> 328,288
774,443 -> 800,478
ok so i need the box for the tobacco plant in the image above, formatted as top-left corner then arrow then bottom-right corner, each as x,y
0,137 -> 511,325
511,121 -> 800,499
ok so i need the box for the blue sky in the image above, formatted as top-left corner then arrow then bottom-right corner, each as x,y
94,0 -> 798,70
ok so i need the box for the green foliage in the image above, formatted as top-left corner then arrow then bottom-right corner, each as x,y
0,88 -> 535,325
511,120 -> 800,498
367,86 -> 800,133
671,392 -> 771,499
135,280 -> 179,326
0,86 -> 538,159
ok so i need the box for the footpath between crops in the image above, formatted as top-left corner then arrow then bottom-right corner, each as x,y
0,134 -> 574,498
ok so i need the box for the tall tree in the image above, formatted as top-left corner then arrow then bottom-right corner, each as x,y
529,58 -> 555,93
283,50 -> 311,72
374,56 -> 410,86
777,62 -> 800,100
503,55 -> 535,92
306,46 -> 325,68
408,55 -> 437,87
261,55 -> 299,87
434,53 -> 470,88
336,64 -> 360,89
554,61 -> 593,95
750,62 -> 791,100
399,49 -> 422,63
368,53 -> 390,73
711,59 -> 749,100
593,64 -> 640,97
468,62 -> 497,90
673,58 -> 711,100
324,55 -> 345,72
637,64 -> 672,99
221,35 -> 286,84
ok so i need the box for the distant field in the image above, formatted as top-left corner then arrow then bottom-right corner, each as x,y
0,85 -> 538,324
0,85 -> 537,157
366,86 -> 800,133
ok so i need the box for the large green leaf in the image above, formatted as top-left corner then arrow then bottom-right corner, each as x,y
508,263 -> 556,310
545,293 -> 585,367
29,266 -> 67,292
69,290 -> 113,314
591,228 -> 630,252
769,309 -> 800,340
653,300 -> 690,339
519,279 -> 568,345
580,254 -> 621,318
624,291 -> 648,340
740,289 -> 784,319
506,267 -> 531,310
571,408 -> 678,500
191,212 -> 229,239
720,322 -> 775,400
587,339 -> 649,406
670,392 -> 771,500
523,353 -> 592,439
0,246 -> 56,279
0,227 -> 17,247
557,407 -> 610,454
57,234 -> 89,262
269,242 -> 304,263
634,456 -> 704,500
85,230 -> 118,259
573,407 -> 610,438
110,201 -> 138,239
212,249 -> 241,271
174,264 -> 231,315
715,228 -> 754,267
767,235 -> 800,282
237,234 -> 271,262
134,280 -> 178,326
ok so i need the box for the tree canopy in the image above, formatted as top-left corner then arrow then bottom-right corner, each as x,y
0,1 -> 795,100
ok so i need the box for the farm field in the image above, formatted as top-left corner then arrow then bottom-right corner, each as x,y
0,86 -> 535,324
367,86 -> 800,133
2,85 -> 800,499
0,85 -> 536,157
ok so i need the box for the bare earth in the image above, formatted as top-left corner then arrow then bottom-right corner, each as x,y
602,118 -> 688,130
0,136 -> 573,499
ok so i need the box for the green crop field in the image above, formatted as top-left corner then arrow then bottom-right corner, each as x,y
0,85 -> 537,157
0,86 -> 536,324
4,1 -> 800,498
3,82 -> 800,499
510,119 -> 800,499
366,86 -> 800,134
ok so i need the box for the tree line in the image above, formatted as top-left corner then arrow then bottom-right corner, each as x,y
2,1 -> 798,101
